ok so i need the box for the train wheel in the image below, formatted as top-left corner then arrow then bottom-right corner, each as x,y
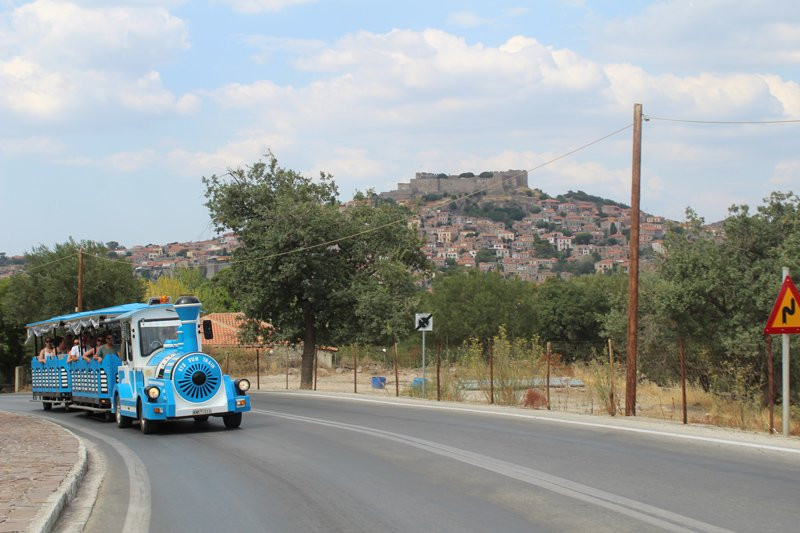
223,412 -> 242,429
42,402 -> 52,411
139,415 -> 157,434
138,401 -> 157,434
116,396 -> 132,428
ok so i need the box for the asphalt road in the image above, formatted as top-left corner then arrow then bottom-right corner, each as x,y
3,391 -> 799,532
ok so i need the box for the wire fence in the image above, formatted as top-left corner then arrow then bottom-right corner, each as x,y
204,341 -> 800,436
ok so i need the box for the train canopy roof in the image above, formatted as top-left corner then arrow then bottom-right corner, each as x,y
26,303 -> 150,342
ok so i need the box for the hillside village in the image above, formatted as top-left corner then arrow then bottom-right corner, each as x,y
1,170 -> 668,282
382,170 -> 666,282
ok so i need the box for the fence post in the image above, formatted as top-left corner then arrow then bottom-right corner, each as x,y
313,349 -> 318,391
436,344 -> 441,402
608,339 -> 615,416
394,341 -> 399,397
353,344 -> 358,394
285,347 -> 289,390
489,341 -> 494,405
14,366 -> 24,393
679,338 -> 687,425
546,342 -> 551,410
256,348 -> 260,390
225,354 -> 230,374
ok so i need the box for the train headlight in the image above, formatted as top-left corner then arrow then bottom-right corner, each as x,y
145,386 -> 161,400
235,379 -> 250,393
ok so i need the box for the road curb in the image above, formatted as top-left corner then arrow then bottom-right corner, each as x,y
25,417 -> 89,533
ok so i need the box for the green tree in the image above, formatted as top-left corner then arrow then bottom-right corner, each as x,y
529,274 -> 625,360
203,152 -> 427,388
474,249 -> 497,264
423,270 -> 536,354
532,237 -> 557,258
574,232 -> 592,245
0,278 -> 26,386
655,197 -> 800,399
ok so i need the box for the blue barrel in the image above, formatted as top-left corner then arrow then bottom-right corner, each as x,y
412,377 -> 427,388
371,376 -> 387,389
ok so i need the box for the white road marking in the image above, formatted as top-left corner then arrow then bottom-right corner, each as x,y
54,439 -> 105,533
260,392 -> 800,455
255,408 -> 732,533
67,426 -> 151,533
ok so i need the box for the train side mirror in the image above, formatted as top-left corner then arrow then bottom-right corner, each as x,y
202,320 -> 213,340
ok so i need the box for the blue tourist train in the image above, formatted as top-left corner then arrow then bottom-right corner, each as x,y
27,296 -> 251,433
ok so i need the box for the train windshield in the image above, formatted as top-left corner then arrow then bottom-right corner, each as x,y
139,319 -> 180,357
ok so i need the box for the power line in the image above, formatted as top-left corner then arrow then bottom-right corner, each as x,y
645,115 -> 800,125
14,252 -> 77,274
21,123 -> 634,273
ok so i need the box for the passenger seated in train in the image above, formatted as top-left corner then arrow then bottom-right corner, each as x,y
67,338 -> 81,363
95,334 -> 118,363
55,337 -> 69,359
37,337 -> 57,362
80,334 -> 97,363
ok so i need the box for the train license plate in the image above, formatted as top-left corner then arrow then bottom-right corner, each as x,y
192,408 -> 212,415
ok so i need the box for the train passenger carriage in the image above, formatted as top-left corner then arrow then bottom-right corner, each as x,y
27,296 -> 251,433
30,357 -> 71,410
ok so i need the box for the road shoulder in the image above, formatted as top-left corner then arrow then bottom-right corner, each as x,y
0,410 -> 87,533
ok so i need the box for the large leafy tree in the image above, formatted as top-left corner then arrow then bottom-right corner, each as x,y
2,239 -> 144,326
653,193 -> 800,399
203,153 -> 427,388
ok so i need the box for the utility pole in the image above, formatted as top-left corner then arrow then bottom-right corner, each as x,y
626,103 -> 643,416
77,248 -> 84,312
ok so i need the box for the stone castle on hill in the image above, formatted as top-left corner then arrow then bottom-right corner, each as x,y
381,170 -> 528,201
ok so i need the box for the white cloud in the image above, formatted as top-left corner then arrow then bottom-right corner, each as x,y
602,64 -> 792,118
4,0 -> 188,70
0,1 -> 192,118
221,0 -> 316,14
0,135 -> 64,156
215,27 -> 799,146
595,0 -> 800,71
166,130 -> 290,177
0,56 -> 70,117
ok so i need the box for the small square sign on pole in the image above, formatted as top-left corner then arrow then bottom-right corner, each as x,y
415,313 -> 432,399
415,313 -> 433,332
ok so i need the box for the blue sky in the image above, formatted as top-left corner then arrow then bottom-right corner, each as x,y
1,0 -> 798,255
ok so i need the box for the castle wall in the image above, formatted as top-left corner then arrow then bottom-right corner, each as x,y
381,170 -> 528,199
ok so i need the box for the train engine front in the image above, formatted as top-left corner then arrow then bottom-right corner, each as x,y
114,296 -> 251,433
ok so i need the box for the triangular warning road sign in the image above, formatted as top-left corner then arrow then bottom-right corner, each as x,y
764,276 -> 800,334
